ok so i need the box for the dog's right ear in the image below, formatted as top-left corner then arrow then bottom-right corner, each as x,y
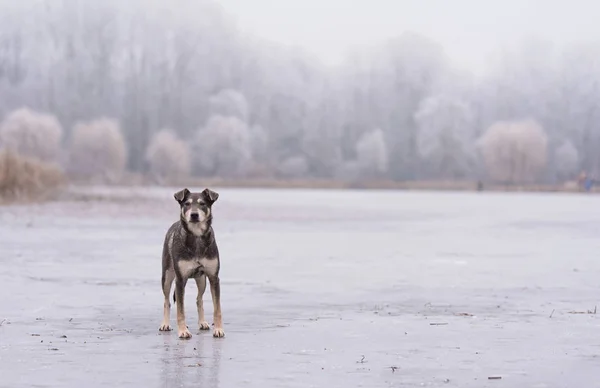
201,188 -> 219,205
174,188 -> 190,204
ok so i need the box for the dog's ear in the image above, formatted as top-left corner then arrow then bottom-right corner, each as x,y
174,188 -> 190,204
201,188 -> 219,205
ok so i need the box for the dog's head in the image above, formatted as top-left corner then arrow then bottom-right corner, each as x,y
174,188 -> 219,236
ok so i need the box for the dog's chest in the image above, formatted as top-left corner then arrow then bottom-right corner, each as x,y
178,257 -> 218,278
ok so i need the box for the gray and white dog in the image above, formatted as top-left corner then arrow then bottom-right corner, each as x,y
159,187 -> 224,339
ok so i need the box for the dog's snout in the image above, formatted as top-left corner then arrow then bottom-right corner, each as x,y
190,212 -> 200,221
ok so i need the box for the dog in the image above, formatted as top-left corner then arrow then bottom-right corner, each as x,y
158,187 -> 224,339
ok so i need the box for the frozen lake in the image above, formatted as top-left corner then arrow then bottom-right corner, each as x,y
1,187 -> 599,387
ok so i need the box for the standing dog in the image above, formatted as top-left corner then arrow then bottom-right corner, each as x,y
158,188 -> 224,339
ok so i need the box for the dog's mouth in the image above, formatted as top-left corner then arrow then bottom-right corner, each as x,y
189,214 -> 201,223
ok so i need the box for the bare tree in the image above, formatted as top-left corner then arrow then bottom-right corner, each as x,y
0,107 -> 63,163
145,129 -> 191,183
478,119 -> 548,184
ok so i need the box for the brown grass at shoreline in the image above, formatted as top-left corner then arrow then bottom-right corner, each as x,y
0,150 -> 66,204
1,161 -> 591,207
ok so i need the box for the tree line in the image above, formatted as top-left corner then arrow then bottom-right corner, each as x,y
0,0 -> 596,185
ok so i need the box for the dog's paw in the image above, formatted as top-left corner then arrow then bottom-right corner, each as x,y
159,323 -> 172,331
178,328 -> 193,339
213,327 -> 225,338
199,321 -> 210,331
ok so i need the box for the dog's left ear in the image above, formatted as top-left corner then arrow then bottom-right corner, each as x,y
201,188 -> 219,205
174,188 -> 190,204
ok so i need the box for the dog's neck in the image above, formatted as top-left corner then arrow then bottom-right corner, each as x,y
180,216 -> 212,241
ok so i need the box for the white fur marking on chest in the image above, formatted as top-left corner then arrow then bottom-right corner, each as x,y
198,257 -> 219,277
177,257 -> 218,278
187,222 -> 207,236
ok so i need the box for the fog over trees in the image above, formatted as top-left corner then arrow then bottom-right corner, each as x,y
0,0 -> 598,184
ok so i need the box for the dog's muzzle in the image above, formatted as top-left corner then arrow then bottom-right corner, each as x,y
190,213 -> 200,223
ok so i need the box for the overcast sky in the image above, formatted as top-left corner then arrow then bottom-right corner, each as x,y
218,0 -> 598,73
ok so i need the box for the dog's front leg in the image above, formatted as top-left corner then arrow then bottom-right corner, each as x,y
208,275 -> 224,337
175,278 -> 192,339
159,270 -> 175,331
195,275 -> 210,330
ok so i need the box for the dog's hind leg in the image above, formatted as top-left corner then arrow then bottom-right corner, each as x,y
159,269 -> 175,331
175,278 -> 192,339
195,274 -> 210,330
208,276 -> 224,338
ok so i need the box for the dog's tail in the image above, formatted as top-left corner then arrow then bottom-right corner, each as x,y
173,292 -> 176,303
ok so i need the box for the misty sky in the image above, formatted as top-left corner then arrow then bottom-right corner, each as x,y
219,0 -> 598,73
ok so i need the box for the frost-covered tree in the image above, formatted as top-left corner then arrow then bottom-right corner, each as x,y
478,119 -> 548,184
208,89 -> 250,122
554,140 -> 579,181
68,118 -> 127,182
339,32 -> 448,179
3,0 -> 600,184
145,130 -> 191,182
355,128 -> 388,177
193,115 -> 252,178
249,124 -> 270,163
414,95 -> 474,179
0,108 -> 63,163
277,155 -> 309,179
555,42 -> 600,172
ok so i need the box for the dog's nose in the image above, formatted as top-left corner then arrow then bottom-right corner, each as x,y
190,213 -> 200,221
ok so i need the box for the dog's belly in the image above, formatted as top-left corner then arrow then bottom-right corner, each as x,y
178,257 -> 218,278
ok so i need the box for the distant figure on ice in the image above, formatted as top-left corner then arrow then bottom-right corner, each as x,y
585,176 -> 594,192
578,170 -> 595,192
